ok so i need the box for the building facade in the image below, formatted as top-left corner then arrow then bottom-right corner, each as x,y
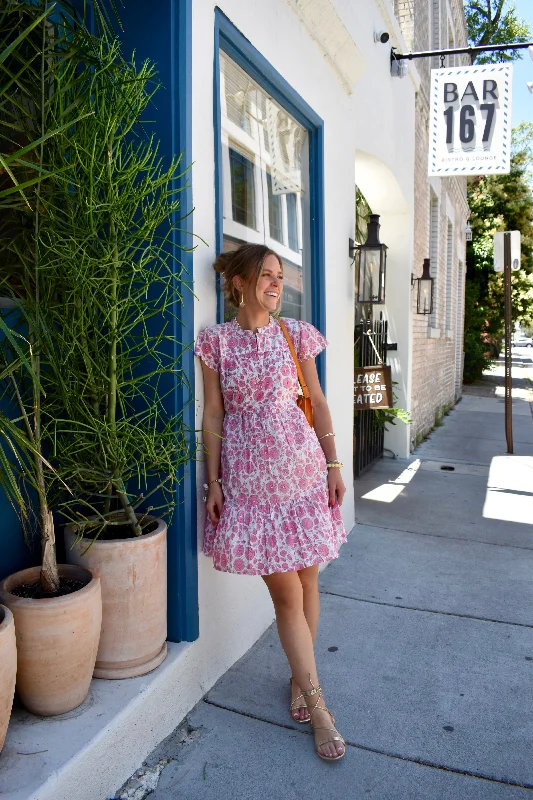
111,0 -> 420,768
1,2 -> 468,793
395,0 -> 470,443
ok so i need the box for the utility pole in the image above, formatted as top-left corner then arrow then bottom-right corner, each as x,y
504,232 -> 513,454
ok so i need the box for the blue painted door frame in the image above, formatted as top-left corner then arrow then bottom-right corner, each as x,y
118,0 -> 198,643
213,8 -> 327,387
0,1 -> 199,642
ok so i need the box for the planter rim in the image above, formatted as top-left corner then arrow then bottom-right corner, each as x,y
0,564 -> 99,607
65,516 -> 166,547
0,604 -> 14,631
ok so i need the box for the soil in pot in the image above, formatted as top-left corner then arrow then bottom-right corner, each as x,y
10,577 -> 84,599
0,565 -> 102,716
79,518 -> 159,541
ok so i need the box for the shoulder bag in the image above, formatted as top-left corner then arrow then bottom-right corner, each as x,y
278,319 -> 313,428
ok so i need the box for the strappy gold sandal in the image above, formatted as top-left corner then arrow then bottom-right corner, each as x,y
289,676 -> 310,723
300,678 -> 345,761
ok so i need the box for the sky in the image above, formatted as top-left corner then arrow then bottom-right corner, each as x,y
511,0 -> 533,128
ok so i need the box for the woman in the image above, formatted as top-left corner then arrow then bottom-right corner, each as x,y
195,244 -> 347,761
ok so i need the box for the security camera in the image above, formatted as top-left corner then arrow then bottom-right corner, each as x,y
374,30 -> 390,44
529,44 -> 533,61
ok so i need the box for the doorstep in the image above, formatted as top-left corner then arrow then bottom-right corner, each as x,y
0,641 -> 200,800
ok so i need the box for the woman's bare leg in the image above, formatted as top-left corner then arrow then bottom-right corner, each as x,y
262,570 -> 344,759
300,564 -> 320,642
290,565 -> 320,721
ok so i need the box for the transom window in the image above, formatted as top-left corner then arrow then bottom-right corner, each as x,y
219,52 -> 310,320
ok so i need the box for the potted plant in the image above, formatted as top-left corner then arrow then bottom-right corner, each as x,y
0,0 -> 102,716
0,606 -> 16,753
38,29 -> 191,678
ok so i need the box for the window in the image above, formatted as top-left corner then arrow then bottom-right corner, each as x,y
230,147 -> 256,228
267,172 -> 284,243
431,0 -> 440,68
445,221 -> 453,334
429,190 -> 439,330
455,262 -> 465,397
448,25 -> 455,68
286,193 -> 299,251
219,51 -> 309,321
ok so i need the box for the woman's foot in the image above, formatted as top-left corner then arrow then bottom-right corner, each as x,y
310,704 -> 345,759
289,677 -> 310,723
301,681 -> 345,760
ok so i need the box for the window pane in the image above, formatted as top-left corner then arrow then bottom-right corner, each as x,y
286,193 -> 298,252
219,52 -> 310,322
230,148 -> 256,229
267,172 -> 283,244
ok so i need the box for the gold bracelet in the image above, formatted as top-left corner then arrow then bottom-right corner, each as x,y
318,432 -> 335,441
326,460 -> 343,469
204,478 -> 222,488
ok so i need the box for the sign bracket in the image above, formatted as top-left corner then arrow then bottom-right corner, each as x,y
391,40 -> 533,64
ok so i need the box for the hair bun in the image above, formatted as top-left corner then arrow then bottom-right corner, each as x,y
213,251 -> 233,275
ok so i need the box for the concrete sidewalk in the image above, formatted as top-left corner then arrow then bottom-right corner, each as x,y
115,382 -> 533,800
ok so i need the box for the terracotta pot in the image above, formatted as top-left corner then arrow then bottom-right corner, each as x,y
0,565 -> 101,716
65,518 -> 167,679
0,605 -> 16,751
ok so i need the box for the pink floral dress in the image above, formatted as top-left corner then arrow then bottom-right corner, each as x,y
194,316 -> 347,575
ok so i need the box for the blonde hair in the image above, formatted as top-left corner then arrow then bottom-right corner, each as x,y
213,244 -> 283,309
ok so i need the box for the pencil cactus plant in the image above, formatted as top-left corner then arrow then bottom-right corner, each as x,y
1,0 -> 191,604
33,27 -> 191,539
0,0 -> 91,592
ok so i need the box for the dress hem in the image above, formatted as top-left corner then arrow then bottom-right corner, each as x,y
206,550 -> 343,577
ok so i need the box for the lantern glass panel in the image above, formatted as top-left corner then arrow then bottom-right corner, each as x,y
357,247 -> 386,304
417,278 -> 433,315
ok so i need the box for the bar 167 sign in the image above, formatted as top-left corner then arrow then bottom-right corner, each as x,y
428,64 -> 512,176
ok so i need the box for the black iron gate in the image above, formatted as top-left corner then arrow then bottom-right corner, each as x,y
354,316 -> 388,477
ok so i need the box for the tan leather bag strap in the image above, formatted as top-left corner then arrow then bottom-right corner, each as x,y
278,319 -> 311,400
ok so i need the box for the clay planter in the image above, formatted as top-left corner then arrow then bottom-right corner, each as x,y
0,605 -> 16,752
0,565 -> 101,716
65,518 -> 167,679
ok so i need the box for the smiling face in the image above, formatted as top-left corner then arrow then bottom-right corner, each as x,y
233,253 -> 283,313
255,254 -> 284,312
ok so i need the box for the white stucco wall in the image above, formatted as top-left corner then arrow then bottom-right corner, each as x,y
178,0 -> 417,724
0,7 -> 420,800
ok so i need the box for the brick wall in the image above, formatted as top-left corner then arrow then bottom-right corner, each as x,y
396,0 -> 469,447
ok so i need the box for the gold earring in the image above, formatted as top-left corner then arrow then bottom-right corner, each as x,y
239,293 -> 245,308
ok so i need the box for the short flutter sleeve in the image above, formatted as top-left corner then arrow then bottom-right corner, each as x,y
194,327 -> 220,372
297,321 -> 327,361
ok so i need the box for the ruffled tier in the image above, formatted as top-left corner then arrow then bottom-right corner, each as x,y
203,481 -> 347,575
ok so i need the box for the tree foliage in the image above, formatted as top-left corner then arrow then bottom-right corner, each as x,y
464,128 -> 533,379
465,1 -> 532,62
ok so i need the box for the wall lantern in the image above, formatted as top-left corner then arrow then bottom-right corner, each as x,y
352,214 -> 387,304
465,220 -> 472,242
413,258 -> 434,315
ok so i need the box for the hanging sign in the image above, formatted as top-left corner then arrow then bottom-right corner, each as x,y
428,64 -> 512,177
354,366 -> 393,409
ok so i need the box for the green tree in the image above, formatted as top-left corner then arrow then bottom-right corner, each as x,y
465,1 -> 532,62
464,128 -> 533,379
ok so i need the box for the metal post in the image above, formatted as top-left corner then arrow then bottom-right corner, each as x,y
504,232 -> 513,454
